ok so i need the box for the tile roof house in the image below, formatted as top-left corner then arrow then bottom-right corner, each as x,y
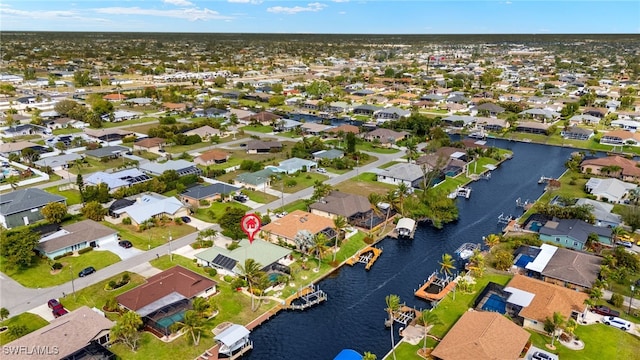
179,182 -> 240,208
300,122 -> 331,135
325,124 -> 360,135
538,218 -> 612,251
117,265 -> 216,316
581,155 -> 640,183
584,177 -> 637,202
362,128 -> 409,146
0,188 -> 66,229
599,129 -> 640,146
195,239 -> 292,276
431,311 -> 530,360
376,163 -> 424,188
3,306 -> 115,360
37,220 -> 118,260
240,111 -> 281,125
504,274 -> 588,333
113,194 -> 189,226
194,149 -> 230,166
139,159 -> 203,177
84,168 -> 151,192
261,210 -> 336,248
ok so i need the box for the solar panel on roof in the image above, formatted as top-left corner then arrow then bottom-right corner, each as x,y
212,254 -> 237,270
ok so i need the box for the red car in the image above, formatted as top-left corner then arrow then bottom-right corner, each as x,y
47,299 -> 68,318
592,305 -> 620,317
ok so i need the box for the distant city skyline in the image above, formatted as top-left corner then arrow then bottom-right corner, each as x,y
1,1 -> 639,34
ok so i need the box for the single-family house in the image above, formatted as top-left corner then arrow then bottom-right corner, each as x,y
582,107 -> 607,118
599,130 -> 640,146
192,107 -> 229,118
300,122 -> 331,136
84,168 -> 151,192
376,163 -> 424,188
309,190 -> 376,228
37,220 -> 118,259
538,218 -> 612,250
194,149 -> 230,166
569,114 -> 601,126
514,121 -> 551,135
114,194 -> 189,226
474,102 -> 505,117
503,274 -> 588,332
561,125 -> 594,140
102,110 -> 141,123
312,149 -> 345,161
363,128 -> 408,146
163,102 -> 188,112
584,177 -> 637,203
83,128 -> 133,143
581,155 -> 640,183
430,311 -> 530,360
611,119 -> 640,131
374,107 -> 411,121
245,140 -> 282,154
261,210 -> 336,249
268,157 -> 317,174
133,137 -> 166,153
0,141 -> 43,157
84,145 -> 130,160
3,306 -> 115,360
184,125 -> 223,140
34,153 -> 82,171
575,198 -> 622,228
179,182 -> 240,208
0,188 -> 66,229
139,159 -> 203,177
519,108 -> 560,122
234,168 -> 278,191
325,124 -> 360,136
274,118 -> 303,132
529,244 -> 603,291
353,104 -> 382,116
240,111 -> 281,125
103,93 -> 127,102
195,239 -> 292,276
126,97 -> 154,106
477,117 -> 509,132
3,124 -> 51,138
441,115 -> 477,127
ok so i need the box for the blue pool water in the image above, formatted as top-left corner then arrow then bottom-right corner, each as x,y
155,310 -> 185,329
482,294 -> 507,314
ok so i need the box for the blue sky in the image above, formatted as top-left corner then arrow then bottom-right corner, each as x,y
1,1 -> 638,34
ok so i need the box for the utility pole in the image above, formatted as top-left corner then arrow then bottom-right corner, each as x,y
168,231 -> 173,262
69,265 -> 76,300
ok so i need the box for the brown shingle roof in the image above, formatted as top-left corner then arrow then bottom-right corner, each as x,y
240,111 -> 281,122
117,266 -> 217,312
507,274 -> 588,323
326,124 -> 360,134
431,311 -> 529,360
261,210 -> 335,241
196,149 -> 229,162
37,220 -> 117,254
309,190 -> 371,218
134,137 -> 166,148
103,93 -> 127,101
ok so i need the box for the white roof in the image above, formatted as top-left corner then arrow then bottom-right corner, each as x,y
525,244 -> 557,272
34,153 -> 82,167
215,324 -> 250,352
504,287 -> 535,307
395,218 -> 416,231
85,168 -> 147,190
139,159 -> 196,175
121,195 -> 184,223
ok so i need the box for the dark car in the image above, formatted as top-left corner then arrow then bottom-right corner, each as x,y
181,216 -> 191,223
118,240 -> 133,248
532,351 -> 552,360
592,305 -> 620,317
78,266 -> 96,277
234,195 -> 248,203
47,299 -> 68,318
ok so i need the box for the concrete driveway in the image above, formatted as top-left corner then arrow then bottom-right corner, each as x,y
97,239 -> 144,260
29,304 -> 55,322
184,216 -> 218,232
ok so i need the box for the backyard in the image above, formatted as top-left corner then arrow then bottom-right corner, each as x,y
101,221 -> 197,250
192,201 -> 251,223
270,171 -> 329,194
44,185 -> 83,205
334,172 -> 398,197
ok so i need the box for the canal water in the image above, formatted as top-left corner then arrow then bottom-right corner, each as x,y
246,140 -> 574,359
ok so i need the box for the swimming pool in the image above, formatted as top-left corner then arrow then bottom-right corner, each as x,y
155,310 -> 185,329
482,294 -> 506,314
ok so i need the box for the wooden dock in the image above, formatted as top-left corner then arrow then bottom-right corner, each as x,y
346,246 -> 382,270
415,273 -> 457,301
284,285 -> 327,310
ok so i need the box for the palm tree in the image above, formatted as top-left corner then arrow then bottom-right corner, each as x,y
544,312 -> 565,347
468,248 -> 485,278
237,258 -> 264,312
171,310 -> 205,346
381,190 -> 399,233
405,139 -> 418,163
439,253 -> 455,276
610,226 -> 625,242
191,297 -> 209,318
310,233 -> 328,271
418,310 -> 443,352
385,294 -> 401,360
395,183 -> 409,216
368,193 -> 383,230
196,228 -> 218,248
332,216 -> 348,262
362,352 -> 377,360
483,234 -> 501,251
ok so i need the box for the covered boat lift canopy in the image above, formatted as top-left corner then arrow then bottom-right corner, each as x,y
214,324 -> 251,356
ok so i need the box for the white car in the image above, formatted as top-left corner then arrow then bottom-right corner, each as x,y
316,168 -> 327,173
602,316 -> 632,331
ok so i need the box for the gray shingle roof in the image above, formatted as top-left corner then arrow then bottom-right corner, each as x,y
541,248 -> 602,288
377,163 -> 424,182
84,145 -> 129,159
309,190 -> 371,218
181,183 -> 240,200
37,220 -> 117,254
0,188 -> 66,216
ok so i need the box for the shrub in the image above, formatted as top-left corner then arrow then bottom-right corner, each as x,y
223,275 -> 233,283
78,247 -> 93,254
104,297 -> 119,312
230,277 -> 247,289
208,268 -> 217,277
54,251 -> 74,260
199,199 -> 210,206
610,293 -> 624,307
122,273 -> 130,283
122,217 -> 132,225
108,280 -> 117,289
51,262 -> 63,270
174,217 -> 183,225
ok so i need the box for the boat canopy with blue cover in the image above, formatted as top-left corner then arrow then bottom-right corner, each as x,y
334,349 -> 363,360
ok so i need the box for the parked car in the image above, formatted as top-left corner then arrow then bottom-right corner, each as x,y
532,351 -> 552,360
47,299 -> 68,318
118,240 -> 133,248
316,167 -> 327,173
234,194 -> 248,203
592,305 -> 620,317
181,216 -> 191,223
78,266 -> 96,277
602,316 -> 632,331
617,240 -> 633,248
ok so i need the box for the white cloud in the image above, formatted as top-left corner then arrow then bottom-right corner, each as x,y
228,0 -> 263,4
505,1 -> 512,4
267,2 -> 327,15
163,0 -> 194,6
94,6 -> 233,21
338,11 -> 346,15
332,0 -> 349,2
1,4 -> 109,22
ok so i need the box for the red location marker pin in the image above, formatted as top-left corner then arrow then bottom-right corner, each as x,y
241,213 -> 261,243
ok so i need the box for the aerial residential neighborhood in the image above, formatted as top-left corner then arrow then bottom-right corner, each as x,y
0,16 -> 639,360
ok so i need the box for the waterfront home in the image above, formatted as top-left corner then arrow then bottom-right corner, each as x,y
503,274 -> 588,333
36,220 -> 118,260
246,140 -> 282,154
3,306 -> 115,360
139,159 -> 203,177
569,114 -> 601,126
180,182 -> 240,208
84,168 -> 151,192
430,311 -> 530,360
113,193 -> 189,227
513,121 -> 552,134
584,177 -> 637,202
301,122 -> 331,136
194,149 -> 230,166
0,188 -> 66,229
261,210 -> 336,249
538,218 -> 612,250
376,162 -> 424,188
117,266 -> 216,336
473,102 -> 505,117
195,239 -> 291,276
581,155 -> 640,182
240,111 -> 281,125
561,125 -> 593,140
133,137 -> 166,152
309,190 -> 376,228
274,118 -> 303,132
575,198 -> 622,228
353,104 -> 382,116
374,107 -> 411,121
362,128 -> 409,146
600,129 -> 640,146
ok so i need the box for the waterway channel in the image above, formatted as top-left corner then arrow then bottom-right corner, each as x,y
246,140 -> 575,359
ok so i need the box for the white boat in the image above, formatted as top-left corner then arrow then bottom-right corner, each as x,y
449,186 -> 472,199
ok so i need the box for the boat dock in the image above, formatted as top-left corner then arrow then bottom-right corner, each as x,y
285,284 -> 327,310
538,176 -> 554,184
448,186 -> 472,199
346,246 -> 383,270
392,305 -> 417,326
388,218 -> 417,239
455,242 -> 481,261
415,272 -> 457,301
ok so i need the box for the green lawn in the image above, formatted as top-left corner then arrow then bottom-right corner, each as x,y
193,201 -> 250,223
60,272 -> 146,314
99,117 -> 158,128
527,323 -> 640,360
277,131 -> 302,139
331,231 -> 367,263
242,189 -> 278,204
44,185 -> 82,205
335,172 -> 398,197
272,199 -> 309,214
520,169 -> 589,223
0,312 -> 49,345
241,125 -> 273,133
68,157 -> 132,175
270,172 -> 329,193
52,127 -> 83,135
150,254 -> 215,278
356,141 -> 401,154
0,250 -> 121,288
101,222 -> 197,250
